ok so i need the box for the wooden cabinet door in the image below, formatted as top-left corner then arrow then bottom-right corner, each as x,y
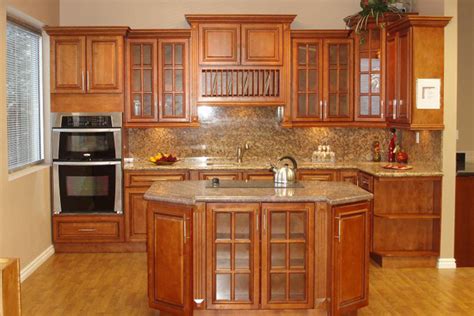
206,203 -> 260,309
147,202 -> 193,315
199,24 -> 240,65
51,36 -> 86,93
339,170 -> 358,184
395,28 -> 410,124
331,202 -> 369,315
261,203 -> 314,309
354,27 -> 386,122
291,39 -> 324,121
158,39 -> 190,122
323,39 -> 353,122
241,24 -> 282,65
126,39 -> 158,123
386,32 -> 397,122
86,35 -> 124,93
124,187 -> 148,242
297,170 -> 336,182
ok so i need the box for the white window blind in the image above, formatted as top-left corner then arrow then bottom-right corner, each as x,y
6,19 -> 43,172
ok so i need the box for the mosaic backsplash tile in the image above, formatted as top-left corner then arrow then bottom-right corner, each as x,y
127,107 -> 441,165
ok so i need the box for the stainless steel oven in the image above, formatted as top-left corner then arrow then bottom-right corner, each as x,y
52,112 -> 122,161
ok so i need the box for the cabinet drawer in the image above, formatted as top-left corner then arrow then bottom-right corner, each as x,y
358,172 -> 374,192
125,171 -> 188,187
53,216 -> 124,243
243,171 -> 274,181
198,171 -> 242,180
339,170 -> 358,184
298,170 -> 336,181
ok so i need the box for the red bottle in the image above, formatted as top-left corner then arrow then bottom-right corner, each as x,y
388,128 -> 397,162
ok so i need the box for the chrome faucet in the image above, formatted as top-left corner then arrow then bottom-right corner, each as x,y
236,142 -> 250,163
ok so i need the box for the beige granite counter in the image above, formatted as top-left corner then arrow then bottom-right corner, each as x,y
124,157 -> 442,177
144,180 -> 373,206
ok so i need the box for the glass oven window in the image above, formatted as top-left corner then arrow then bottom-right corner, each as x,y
66,176 -> 109,197
59,132 -> 116,160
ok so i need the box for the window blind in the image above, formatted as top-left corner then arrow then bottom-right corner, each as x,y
6,19 -> 43,172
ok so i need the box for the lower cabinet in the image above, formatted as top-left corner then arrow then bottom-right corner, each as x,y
331,202 -> 370,315
147,202 -> 193,315
297,169 -> 337,181
53,215 -> 124,243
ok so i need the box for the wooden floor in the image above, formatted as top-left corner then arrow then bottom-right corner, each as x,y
21,253 -> 474,315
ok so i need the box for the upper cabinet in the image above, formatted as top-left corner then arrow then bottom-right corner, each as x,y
46,27 -> 128,112
186,15 -> 295,106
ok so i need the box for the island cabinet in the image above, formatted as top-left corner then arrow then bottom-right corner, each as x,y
45,27 -> 128,112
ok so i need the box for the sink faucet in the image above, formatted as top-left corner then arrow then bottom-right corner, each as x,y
236,142 -> 250,163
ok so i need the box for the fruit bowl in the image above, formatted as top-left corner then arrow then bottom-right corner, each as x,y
149,153 -> 178,165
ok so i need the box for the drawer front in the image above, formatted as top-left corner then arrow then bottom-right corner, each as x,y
198,171 -> 242,180
54,216 -> 124,243
298,170 -> 336,181
125,171 -> 188,187
243,171 -> 274,181
358,172 -> 374,192
339,171 -> 358,184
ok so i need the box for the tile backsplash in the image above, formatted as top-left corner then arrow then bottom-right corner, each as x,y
127,106 -> 441,165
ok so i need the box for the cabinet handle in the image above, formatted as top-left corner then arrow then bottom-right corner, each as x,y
86,70 -> 90,91
78,228 -> 96,232
393,99 -> 397,120
183,218 -> 187,242
324,100 -> 328,119
335,217 -> 342,242
263,210 -> 267,233
319,100 -> 323,119
256,211 -> 259,232
81,71 -> 85,92
381,100 -> 385,119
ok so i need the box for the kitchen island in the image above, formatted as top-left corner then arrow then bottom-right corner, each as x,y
144,180 -> 372,315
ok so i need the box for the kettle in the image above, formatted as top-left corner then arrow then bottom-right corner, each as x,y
270,156 -> 298,185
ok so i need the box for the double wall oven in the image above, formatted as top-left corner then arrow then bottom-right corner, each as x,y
52,113 -> 122,215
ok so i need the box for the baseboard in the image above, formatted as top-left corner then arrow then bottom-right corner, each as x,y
437,258 -> 457,269
20,245 -> 55,282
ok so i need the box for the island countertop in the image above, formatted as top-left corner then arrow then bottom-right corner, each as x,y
143,180 -> 373,205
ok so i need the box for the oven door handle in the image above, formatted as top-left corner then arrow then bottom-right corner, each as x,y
52,128 -> 121,133
53,161 -> 121,166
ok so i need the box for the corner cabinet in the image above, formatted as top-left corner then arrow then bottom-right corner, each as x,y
45,27 -> 128,112
125,31 -> 197,127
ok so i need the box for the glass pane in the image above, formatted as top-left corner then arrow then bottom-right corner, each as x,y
175,44 -> 183,65
329,94 -> 337,116
216,244 -> 231,269
339,45 -> 348,65
271,243 -> 286,269
329,45 -> 338,65
175,69 -> 183,92
298,94 -> 306,117
235,213 -> 250,240
360,53 -> 369,72
235,243 -> 250,269
143,94 -> 152,116
143,44 -> 151,65
360,74 -> 369,94
308,45 -> 317,65
132,45 -> 141,65
216,274 -> 231,301
164,44 -> 172,65
132,94 -> 141,116
360,96 -> 369,115
308,94 -> 317,116
290,244 -> 305,268
371,53 -> 381,71
371,96 -> 381,115
143,69 -> 152,92
270,273 -> 286,301
235,274 -> 250,301
175,94 -> 184,116
271,212 -> 286,240
308,69 -> 317,92
298,70 -> 306,91
132,70 -> 141,92
340,95 -> 349,116
216,213 -> 231,240
289,273 -> 305,301
290,212 -> 306,239
164,69 -> 173,92
339,69 -> 348,92
371,29 -> 381,50
329,69 -> 337,93
298,45 -> 306,65
371,74 -> 380,93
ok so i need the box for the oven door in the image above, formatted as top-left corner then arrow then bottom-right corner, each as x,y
53,161 -> 122,214
52,128 -> 121,161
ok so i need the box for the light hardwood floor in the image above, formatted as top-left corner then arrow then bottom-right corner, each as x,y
21,253 -> 474,315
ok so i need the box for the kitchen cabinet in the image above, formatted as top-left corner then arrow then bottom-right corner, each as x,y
199,23 -> 240,65
198,171 -> 242,181
290,31 -> 353,125
147,202 -> 193,315
385,16 -> 451,130
331,202 -> 370,315
53,215 -> 124,243
241,24 -> 283,65
243,170 -> 274,181
339,170 -> 358,184
46,27 -> 128,112
297,169 -> 337,181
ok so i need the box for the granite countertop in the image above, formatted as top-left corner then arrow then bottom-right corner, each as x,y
457,162 -> 474,176
124,157 -> 442,178
144,180 -> 373,206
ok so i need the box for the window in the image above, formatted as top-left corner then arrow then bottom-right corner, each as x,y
6,18 -> 43,172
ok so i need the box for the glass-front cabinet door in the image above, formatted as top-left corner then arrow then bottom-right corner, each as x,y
206,203 -> 260,309
355,27 -> 386,122
261,203 -> 315,309
126,39 -> 158,123
158,39 -> 190,122
324,39 -> 353,121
